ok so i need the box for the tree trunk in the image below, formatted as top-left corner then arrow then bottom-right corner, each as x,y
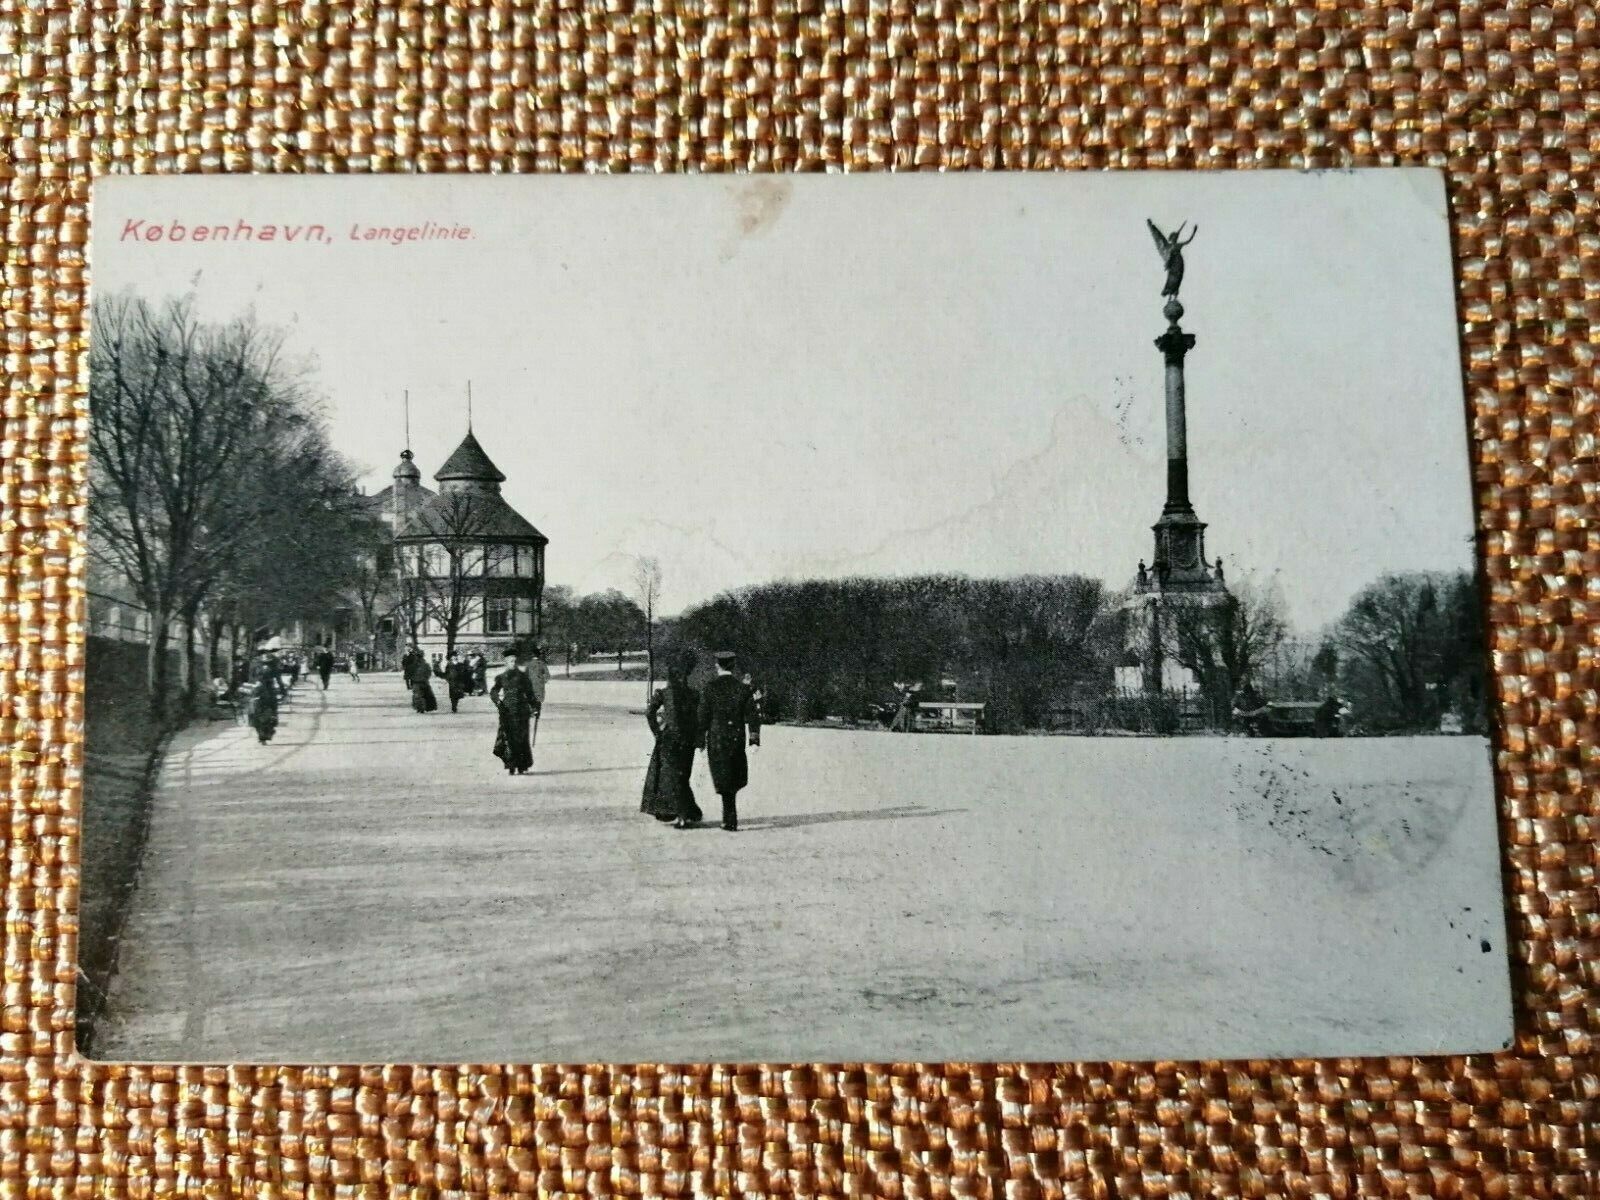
179,605 -> 203,719
205,616 -> 223,684
644,609 -> 655,703
146,612 -> 173,727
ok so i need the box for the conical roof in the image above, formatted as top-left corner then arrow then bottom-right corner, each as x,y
396,490 -> 548,544
434,431 -> 506,484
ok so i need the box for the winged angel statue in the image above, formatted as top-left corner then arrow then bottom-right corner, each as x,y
1146,219 -> 1198,297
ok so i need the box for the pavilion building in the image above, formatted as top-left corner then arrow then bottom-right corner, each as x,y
391,429 -> 548,659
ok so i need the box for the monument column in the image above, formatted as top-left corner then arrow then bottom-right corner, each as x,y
1155,296 -> 1198,517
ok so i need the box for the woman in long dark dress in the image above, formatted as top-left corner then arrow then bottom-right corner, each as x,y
247,652 -> 280,744
490,647 -> 537,774
642,650 -> 703,828
406,651 -> 438,713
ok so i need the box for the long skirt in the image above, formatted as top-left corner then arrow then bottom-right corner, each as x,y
411,680 -> 438,713
642,738 -> 700,822
494,707 -> 534,772
248,694 -> 278,743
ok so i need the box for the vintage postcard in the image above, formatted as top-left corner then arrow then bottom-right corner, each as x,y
79,171 -> 1511,1063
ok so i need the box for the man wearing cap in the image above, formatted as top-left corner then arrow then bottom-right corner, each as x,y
697,650 -> 761,831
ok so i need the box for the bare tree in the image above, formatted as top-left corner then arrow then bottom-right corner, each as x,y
1163,575 -> 1289,715
1332,571 -> 1481,731
633,556 -> 663,699
88,292 -> 317,717
399,491 -> 511,658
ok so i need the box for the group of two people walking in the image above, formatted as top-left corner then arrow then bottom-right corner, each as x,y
641,649 -> 761,832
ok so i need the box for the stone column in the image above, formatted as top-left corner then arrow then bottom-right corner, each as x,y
1154,296 -> 1198,517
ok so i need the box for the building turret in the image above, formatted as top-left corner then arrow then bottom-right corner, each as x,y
392,448 -> 423,530
432,431 -> 507,496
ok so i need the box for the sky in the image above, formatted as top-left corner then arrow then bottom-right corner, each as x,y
91,170 -> 1478,632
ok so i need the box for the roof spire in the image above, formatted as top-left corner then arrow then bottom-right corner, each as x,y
404,389 -> 412,452
466,380 -> 473,432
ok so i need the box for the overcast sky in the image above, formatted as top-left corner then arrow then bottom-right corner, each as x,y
92,170 -> 1477,632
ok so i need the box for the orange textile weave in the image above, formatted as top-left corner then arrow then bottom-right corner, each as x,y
1,1 -> 1596,1196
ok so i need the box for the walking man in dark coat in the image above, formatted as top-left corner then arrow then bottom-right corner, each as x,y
438,650 -> 474,713
698,649 -> 761,831
314,646 -> 334,690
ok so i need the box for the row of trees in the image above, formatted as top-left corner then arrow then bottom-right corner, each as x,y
89,293 -> 370,722
670,574 -> 1115,730
667,569 -> 1488,735
541,585 -> 650,664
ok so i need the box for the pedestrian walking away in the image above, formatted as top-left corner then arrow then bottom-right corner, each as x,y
490,646 -> 538,774
406,648 -> 439,713
314,646 -> 334,690
698,649 -> 761,831
439,650 -> 474,713
642,648 -> 703,828
470,651 -> 488,695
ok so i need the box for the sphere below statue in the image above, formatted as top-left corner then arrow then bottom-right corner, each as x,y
1163,297 -> 1184,324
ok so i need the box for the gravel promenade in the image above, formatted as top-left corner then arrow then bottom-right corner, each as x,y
90,675 -> 1511,1063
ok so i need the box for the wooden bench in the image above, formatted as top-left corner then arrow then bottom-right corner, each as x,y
913,701 -> 985,734
207,682 -> 244,723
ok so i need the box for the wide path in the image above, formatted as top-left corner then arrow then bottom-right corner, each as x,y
92,675 -> 1511,1063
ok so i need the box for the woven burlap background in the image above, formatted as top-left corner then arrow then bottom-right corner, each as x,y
1,0 -> 1595,1195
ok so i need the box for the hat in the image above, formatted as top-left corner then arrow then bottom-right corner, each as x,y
713,649 -> 738,666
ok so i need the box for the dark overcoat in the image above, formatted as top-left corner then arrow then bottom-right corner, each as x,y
642,680 -> 700,821
698,672 -> 761,796
490,666 -> 537,771
440,660 -> 474,700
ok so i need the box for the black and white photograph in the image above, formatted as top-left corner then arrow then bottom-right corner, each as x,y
79,171 -> 1511,1063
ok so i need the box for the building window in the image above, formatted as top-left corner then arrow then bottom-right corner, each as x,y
486,544 -> 518,577
375,545 -> 394,574
485,597 -> 513,635
514,596 -> 535,635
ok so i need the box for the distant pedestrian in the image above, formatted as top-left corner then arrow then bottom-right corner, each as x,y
471,651 -> 488,695
314,646 -> 333,690
642,649 -> 702,828
401,644 -> 423,691
347,655 -> 361,684
528,645 -> 551,712
890,682 -> 923,732
406,650 -> 438,713
742,671 -> 767,724
490,647 -> 537,775
438,650 -> 474,713
247,650 -> 280,744
698,650 -> 761,832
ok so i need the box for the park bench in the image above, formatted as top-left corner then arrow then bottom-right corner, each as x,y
913,701 -> 985,734
207,680 -> 243,723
